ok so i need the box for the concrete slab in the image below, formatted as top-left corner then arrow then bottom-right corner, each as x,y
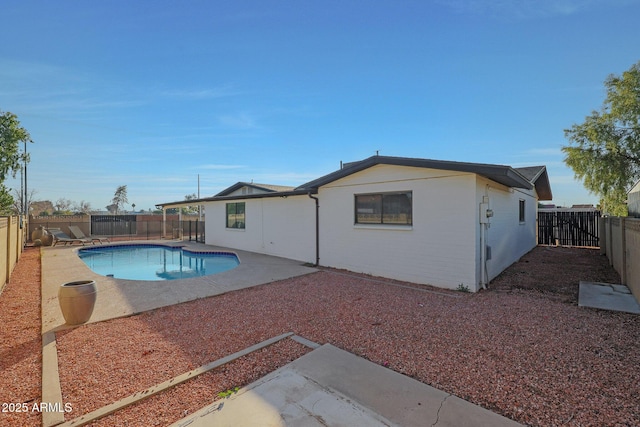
172,344 -> 524,427
41,241 -> 317,333
579,281 -> 640,314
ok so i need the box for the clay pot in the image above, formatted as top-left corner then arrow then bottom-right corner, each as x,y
58,280 -> 97,325
32,227 -> 52,246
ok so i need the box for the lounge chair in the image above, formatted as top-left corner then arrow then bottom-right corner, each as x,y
48,228 -> 91,246
68,225 -> 110,244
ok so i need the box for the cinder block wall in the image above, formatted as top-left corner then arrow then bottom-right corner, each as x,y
29,215 -> 90,240
601,217 -> 640,303
625,219 -> 640,300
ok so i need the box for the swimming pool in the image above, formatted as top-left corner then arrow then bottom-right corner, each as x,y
78,244 -> 240,281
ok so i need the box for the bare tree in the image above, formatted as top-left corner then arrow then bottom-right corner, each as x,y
11,188 -> 37,215
73,200 -> 92,214
54,198 -> 73,212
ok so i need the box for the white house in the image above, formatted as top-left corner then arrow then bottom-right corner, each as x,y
159,155 -> 552,292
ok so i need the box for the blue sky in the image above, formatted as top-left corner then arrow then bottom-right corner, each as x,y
2,0 -> 639,212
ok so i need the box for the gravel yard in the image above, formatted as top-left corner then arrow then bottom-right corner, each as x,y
2,245 -> 639,426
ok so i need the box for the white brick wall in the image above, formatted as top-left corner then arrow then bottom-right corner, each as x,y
202,164 -> 541,292
475,176 -> 538,284
318,165 -> 477,290
204,195 -> 316,263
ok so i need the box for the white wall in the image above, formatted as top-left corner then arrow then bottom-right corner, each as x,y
204,195 -> 316,263
475,176 -> 538,284
201,165 -> 541,292
318,164 -> 478,290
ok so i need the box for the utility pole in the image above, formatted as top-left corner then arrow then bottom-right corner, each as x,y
23,140 -> 28,217
198,174 -> 202,220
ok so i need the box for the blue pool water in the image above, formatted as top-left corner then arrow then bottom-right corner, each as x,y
78,245 -> 239,281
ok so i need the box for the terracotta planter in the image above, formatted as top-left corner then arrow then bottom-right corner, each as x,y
32,227 -> 53,246
58,280 -> 97,325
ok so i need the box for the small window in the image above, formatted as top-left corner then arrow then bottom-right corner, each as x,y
355,192 -> 412,225
519,199 -> 525,222
226,202 -> 245,229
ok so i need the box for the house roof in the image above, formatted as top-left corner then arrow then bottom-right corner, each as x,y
297,155 -> 552,200
513,166 -> 553,200
157,155 -> 553,207
216,182 -> 296,197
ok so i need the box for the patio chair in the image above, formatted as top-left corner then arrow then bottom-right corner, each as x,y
48,228 -> 91,246
68,225 -> 110,244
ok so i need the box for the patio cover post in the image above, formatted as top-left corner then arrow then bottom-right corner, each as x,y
162,208 -> 166,239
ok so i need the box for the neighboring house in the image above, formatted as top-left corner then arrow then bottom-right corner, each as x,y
158,155 -> 552,292
628,179 -> 640,217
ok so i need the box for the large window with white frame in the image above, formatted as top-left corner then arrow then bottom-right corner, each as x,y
355,191 -> 412,225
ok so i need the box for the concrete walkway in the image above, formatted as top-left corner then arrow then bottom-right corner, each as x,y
578,281 -> 640,314
172,343 -> 524,427
41,241 -> 317,334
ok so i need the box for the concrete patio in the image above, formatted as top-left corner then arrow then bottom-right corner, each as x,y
40,240 -> 525,427
41,241 -> 317,334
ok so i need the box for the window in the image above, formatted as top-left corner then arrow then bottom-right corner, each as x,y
355,191 -> 412,225
226,202 -> 245,229
519,199 -> 525,222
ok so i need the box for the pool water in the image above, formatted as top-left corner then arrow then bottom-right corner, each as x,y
78,245 -> 239,281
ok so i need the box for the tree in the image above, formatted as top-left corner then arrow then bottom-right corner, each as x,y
562,61 -> 640,216
111,185 -> 128,214
182,193 -> 200,215
72,200 -> 92,214
54,198 -> 73,212
0,184 -> 15,215
0,111 -> 33,213
11,187 -> 37,215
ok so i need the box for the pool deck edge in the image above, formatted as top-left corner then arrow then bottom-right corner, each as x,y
41,241 -> 317,333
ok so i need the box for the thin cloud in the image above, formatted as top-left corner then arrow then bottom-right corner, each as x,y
161,86 -> 244,99
217,113 -> 259,129
195,164 -> 246,170
439,0 -> 634,19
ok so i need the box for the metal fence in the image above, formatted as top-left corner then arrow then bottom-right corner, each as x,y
29,215 -> 205,243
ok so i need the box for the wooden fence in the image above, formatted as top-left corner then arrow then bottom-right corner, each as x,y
538,210 -> 600,247
0,216 -> 26,293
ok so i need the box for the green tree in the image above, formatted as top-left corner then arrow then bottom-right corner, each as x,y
182,193 -> 199,215
562,61 -> 640,216
0,111 -> 33,213
111,185 -> 128,214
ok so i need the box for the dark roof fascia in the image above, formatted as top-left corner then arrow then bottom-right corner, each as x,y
156,189 -> 317,208
162,188 -> 318,206
297,155 -> 534,191
205,189 -> 316,202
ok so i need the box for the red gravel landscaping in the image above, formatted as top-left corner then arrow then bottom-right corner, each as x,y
0,248 -> 42,427
2,246 -> 639,426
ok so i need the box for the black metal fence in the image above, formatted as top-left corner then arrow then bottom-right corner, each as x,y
91,215 -> 138,236
538,210 -> 600,247
30,215 -> 205,243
